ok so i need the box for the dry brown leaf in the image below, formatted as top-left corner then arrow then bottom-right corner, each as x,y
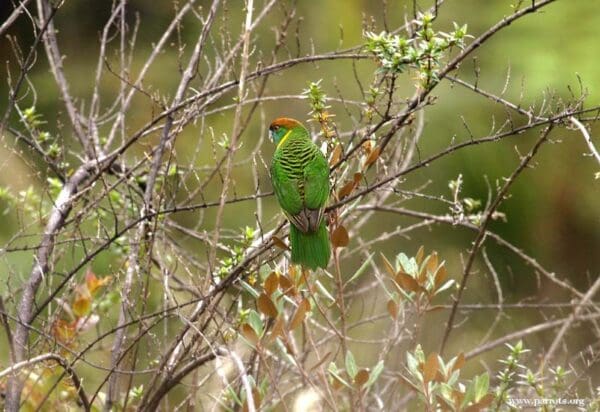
354,369 -> 370,387
395,272 -> 421,293
434,265 -> 447,289
380,254 -> 396,278
278,274 -> 296,296
329,144 -> 342,166
257,293 -> 278,318
415,245 -> 425,265
337,180 -> 356,199
267,315 -> 286,344
272,236 -> 290,251
363,146 -> 381,169
289,298 -> 310,331
387,299 -> 399,320
331,225 -> 349,248
264,271 -> 279,295
426,251 -> 439,275
452,352 -> 465,372
423,353 -> 439,383
241,323 -> 259,346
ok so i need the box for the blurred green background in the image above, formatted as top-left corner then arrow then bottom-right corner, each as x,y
1,0 -> 599,403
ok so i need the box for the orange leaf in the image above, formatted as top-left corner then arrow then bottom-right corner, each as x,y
257,293 -> 278,318
72,286 -> 92,318
452,353 -> 465,372
52,319 -> 76,344
272,236 -> 290,251
329,144 -> 342,166
363,146 -> 381,169
423,353 -> 439,383
85,270 -> 111,296
465,393 -> 495,412
362,140 -> 372,153
337,180 -> 357,199
331,375 -> 343,390
415,246 -> 425,265
283,339 -> 295,355
331,225 -> 349,248
354,369 -> 370,386
264,272 -> 279,296
387,299 -> 398,320
241,323 -> 259,346
380,254 -> 396,278
426,252 -> 439,275
278,274 -> 296,296
268,316 -> 286,343
395,272 -> 421,293
434,265 -> 448,289
289,298 -> 310,331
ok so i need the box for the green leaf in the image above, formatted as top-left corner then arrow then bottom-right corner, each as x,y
461,378 -> 477,409
475,373 -> 490,402
346,253 -> 373,285
345,351 -> 358,379
365,360 -> 384,388
240,280 -> 260,298
247,310 -> 264,337
407,352 -> 419,376
315,280 -> 335,303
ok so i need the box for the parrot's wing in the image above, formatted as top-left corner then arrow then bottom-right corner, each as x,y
287,208 -> 322,234
270,159 -> 303,216
302,149 -> 329,210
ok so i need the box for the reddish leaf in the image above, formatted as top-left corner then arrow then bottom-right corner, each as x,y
423,353 -> 439,383
241,323 -> 259,345
329,144 -> 342,166
85,270 -> 111,296
272,236 -> 290,250
387,299 -> 399,320
354,369 -> 370,387
268,316 -> 286,343
434,265 -> 448,289
331,374 -> 344,390
380,254 -> 396,278
283,339 -> 295,355
395,272 -> 421,293
415,245 -> 425,265
426,251 -> 439,275
289,298 -> 310,331
452,353 -> 465,372
465,393 -> 495,412
331,225 -> 349,248
72,285 -> 92,318
52,319 -> 76,344
337,180 -> 357,199
278,274 -> 296,296
264,272 -> 279,296
363,146 -> 381,169
257,293 -> 278,318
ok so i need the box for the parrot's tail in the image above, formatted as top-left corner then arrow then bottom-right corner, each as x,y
289,221 -> 330,270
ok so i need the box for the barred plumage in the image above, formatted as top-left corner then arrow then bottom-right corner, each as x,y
269,117 -> 330,270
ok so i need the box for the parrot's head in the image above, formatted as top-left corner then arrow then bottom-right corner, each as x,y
269,117 -> 304,147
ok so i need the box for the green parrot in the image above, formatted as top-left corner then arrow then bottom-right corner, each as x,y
269,117 -> 331,270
